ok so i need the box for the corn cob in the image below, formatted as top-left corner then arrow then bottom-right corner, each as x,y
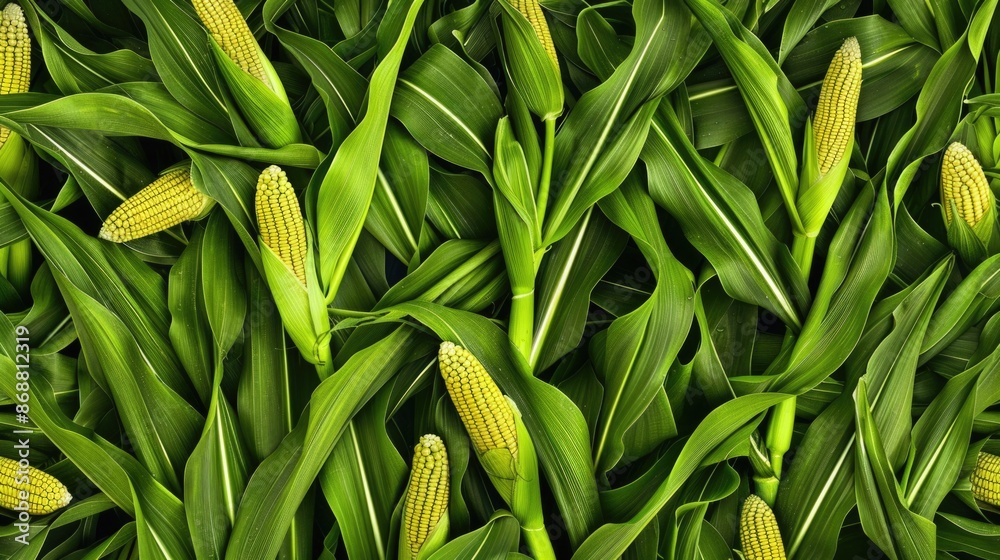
99,167 -> 209,243
740,494 -> 786,560
439,342 -> 518,456
0,456 -> 72,515
402,434 -> 449,556
0,3 -> 30,150
255,165 -> 307,286
813,36 -> 862,175
941,142 -> 992,228
191,0 -> 268,84
971,451 -> 1000,506
510,0 -> 557,68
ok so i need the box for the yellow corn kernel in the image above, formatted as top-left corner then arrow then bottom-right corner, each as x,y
740,494 -> 786,560
439,342 -> 518,456
99,167 -> 209,243
971,451 -> 1000,506
510,0 -> 557,68
402,434 -> 449,556
813,36 -> 862,175
0,456 -> 72,515
255,165 -> 307,286
0,3 -> 31,150
941,142 -> 992,228
191,0 -> 268,84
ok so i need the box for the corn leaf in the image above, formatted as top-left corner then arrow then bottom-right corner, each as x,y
920,253 -> 1000,364
645,104 -> 808,329
531,210 -> 627,372
733,185 -> 894,395
572,392 -> 786,558
315,0 -> 427,302
226,327 -> 430,559
684,0 -> 803,232
392,44 -> 503,177
264,0 -> 367,147
168,227 -> 214,404
0,91 -> 322,166
362,238 -> 493,305
365,123 -> 428,264
118,0 -> 234,132
853,377 -> 936,560
321,390 -> 406,560
690,274 -> 758,407
937,512 -> 1000,558
53,272 -> 203,492
184,397 -> 249,558
778,258 -> 950,560
543,0 -> 689,244
902,367 -> 976,518
238,265 -> 294,463
777,0 -> 843,64
591,176 -> 694,476
425,511 -> 521,559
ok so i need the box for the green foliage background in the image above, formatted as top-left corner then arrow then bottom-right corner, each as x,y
0,0 -> 998,558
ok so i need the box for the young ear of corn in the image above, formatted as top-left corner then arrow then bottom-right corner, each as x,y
400,434 -> 449,559
191,0 -> 300,149
509,0 -> 557,69
740,494 -> 786,560
438,342 -> 555,560
940,142 -> 993,229
939,141 -> 996,260
255,165 -> 307,286
0,2 -> 30,151
813,36 -> 862,175
439,342 -> 518,457
191,0 -> 269,86
971,451 -> 1000,506
0,457 -> 73,515
0,3 -> 33,294
99,167 -> 211,243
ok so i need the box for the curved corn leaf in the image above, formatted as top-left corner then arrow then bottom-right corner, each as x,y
530,209 -> 627,372
778,257 -> 950,559
365,123 -> 428,264
118,0 -> 233,131
733,185 -> 894,396
854,378 -> 936,559
185,397 -> 249,558
392,44 -> 503,177
591,176 -> 694,476
543,0 -> 689,244
777,0 -> 842,64
644,104 -> 808,330
572,392 -> 787,558
316,0 -> 427,302
425,511 -> 521,559
684,0 -> 803,233
902,367 -> 976,518
263,0 -> 368,147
